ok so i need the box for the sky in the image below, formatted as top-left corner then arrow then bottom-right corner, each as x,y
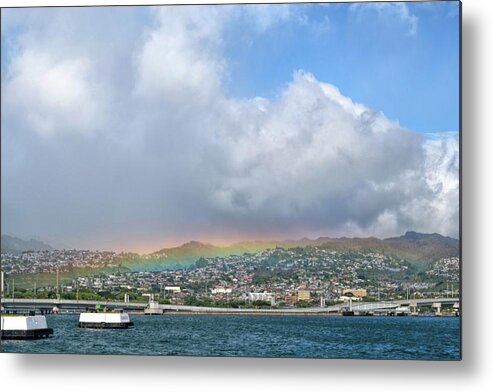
1,2 -> 460,252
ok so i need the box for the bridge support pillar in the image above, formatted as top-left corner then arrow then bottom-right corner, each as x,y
453,302 -> 460,316
432,302 -> 442,316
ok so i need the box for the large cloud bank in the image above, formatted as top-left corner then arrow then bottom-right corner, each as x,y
1,6 -> 459,251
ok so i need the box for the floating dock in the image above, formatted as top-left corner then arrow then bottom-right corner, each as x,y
1,315 -> 53,339
78,312 -> 134,329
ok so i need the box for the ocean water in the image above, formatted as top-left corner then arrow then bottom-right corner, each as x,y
1,314 -> 460,360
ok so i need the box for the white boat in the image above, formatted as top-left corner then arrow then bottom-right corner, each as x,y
78,312 -> 134,329
1,314 -> 53,339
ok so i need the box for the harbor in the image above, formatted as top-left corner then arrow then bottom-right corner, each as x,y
0,296 -> 459,349
0,313 -> 460,359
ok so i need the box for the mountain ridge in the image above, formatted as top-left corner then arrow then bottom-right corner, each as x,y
1,234 -> 54,253
140,231 -> 459,271
2,232 -> 459,271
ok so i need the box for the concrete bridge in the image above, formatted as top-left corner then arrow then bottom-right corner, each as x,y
347,298 -> 459,311
1,297 -> 460,315
1,298 -> 147,312
346,298 -> 460,316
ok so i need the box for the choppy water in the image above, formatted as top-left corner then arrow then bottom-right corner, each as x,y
1,314 -> 460,360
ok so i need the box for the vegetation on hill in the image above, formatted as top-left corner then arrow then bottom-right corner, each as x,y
121,231 -> 459,271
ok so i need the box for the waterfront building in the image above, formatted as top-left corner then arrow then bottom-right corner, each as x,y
297,290 -> 311,301
248,292 -> 275,305
284,295 -> 298,303
343,288 -> 367,298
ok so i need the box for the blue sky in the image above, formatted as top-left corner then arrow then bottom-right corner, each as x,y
220,2 -> 460,133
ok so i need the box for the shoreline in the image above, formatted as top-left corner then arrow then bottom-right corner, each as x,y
136,311 -> 342,316
128,311 -> 458,317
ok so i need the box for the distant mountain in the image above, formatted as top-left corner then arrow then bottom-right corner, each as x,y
383,231 -> 460,263
154,240 -> 282,257
239,231 -> 459,264
153,240 -> 220,258
157,240 -> 214,252
1,234 -> 54,253
125,231 -> 459,271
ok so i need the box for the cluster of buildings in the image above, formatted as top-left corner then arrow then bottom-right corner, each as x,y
0,249 -> 135,274
1,247 -> 458,305
426,257 -> 460,281
55,247 -> 449,304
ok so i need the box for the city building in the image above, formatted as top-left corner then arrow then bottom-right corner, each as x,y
248,292 -> 275,305
284,295 -> 298,303
343,288 -> 367,298
211,287 -> 232,294
164,286 -> 181,294
297,289 -> 311,301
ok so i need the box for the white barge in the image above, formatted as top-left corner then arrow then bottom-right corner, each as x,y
1,315 -> 53,339
78,312 -> 134,329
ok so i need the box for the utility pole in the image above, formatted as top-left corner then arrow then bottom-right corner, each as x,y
56,269 -> 60,300
12,278 -> 15,301
34,282 -> 37,297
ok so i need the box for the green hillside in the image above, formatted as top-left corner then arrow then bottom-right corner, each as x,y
120,231 -> 459,271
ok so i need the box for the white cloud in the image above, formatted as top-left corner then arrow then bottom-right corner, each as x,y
3,50 -> 104,137
350,3 -> 419,36
1,5 -> 458,250
422,133 -> 460,235
204,70 -> 458,239
239,4 -> 294,32
134,6 -> 226,103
